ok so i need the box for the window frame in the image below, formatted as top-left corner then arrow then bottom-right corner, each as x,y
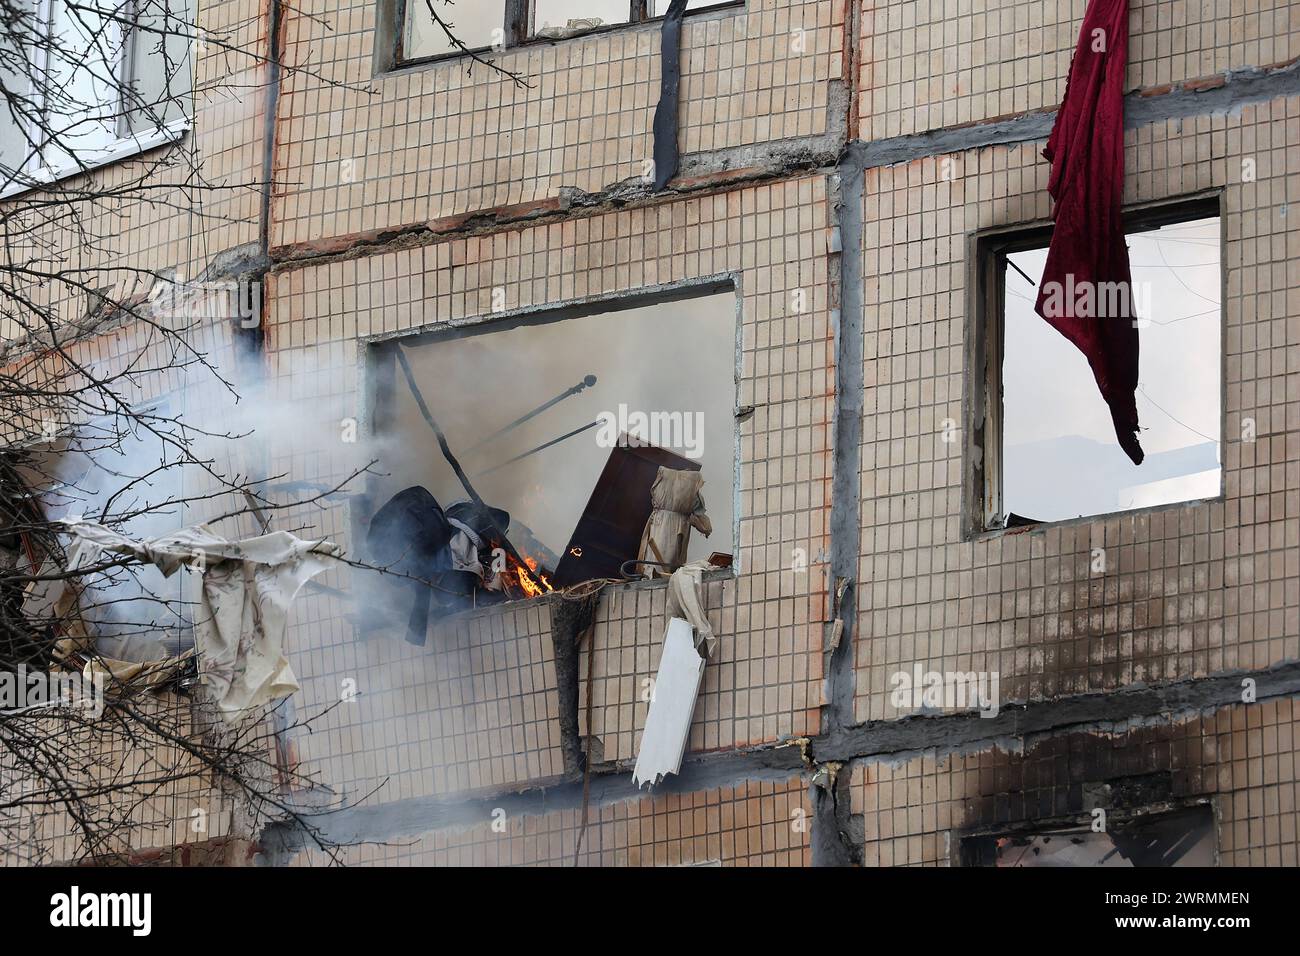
385,0 -> 744,71
392,0 -> 528,67
0,0 -> 194,201
966,192 -> 1225,538
352,276 -> 742,635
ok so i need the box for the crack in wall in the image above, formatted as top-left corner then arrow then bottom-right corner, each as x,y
815,661 -> 1300,765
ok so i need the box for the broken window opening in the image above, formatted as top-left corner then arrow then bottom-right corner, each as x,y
529,2 -> 743,40
971,198 -> 1223,532
961,804 -> 1216,867
528,0 -> 741,39
361,290 -> 738,644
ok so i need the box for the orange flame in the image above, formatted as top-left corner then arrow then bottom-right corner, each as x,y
508,554 -> 553,599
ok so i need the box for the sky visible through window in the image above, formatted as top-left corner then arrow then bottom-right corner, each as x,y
1002,217 -> 1222,524
405,0 -> 503,58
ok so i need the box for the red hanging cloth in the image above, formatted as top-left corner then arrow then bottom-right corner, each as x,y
1034,0 -> 1144,465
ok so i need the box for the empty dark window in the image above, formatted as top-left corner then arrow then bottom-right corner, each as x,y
962,805 -> 1216,867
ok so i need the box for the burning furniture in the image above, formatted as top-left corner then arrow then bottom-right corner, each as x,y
364,347 -> 562,643
366,486 -> 506,643
366,485 -> 553,645
372,342 -> 724,657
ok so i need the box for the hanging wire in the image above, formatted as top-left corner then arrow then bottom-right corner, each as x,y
1142,307 -> 1220,327
1137,386 -> 1220,445
1148,236 -> 1221,306
1003,238 -> 1224,449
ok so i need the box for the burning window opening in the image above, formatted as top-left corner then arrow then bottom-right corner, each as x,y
363,292 -> 737,643
980,210 -> 1222,529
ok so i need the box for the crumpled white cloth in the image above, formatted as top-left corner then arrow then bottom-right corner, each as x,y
58,520 -> 340,722
665,559 -> 717,658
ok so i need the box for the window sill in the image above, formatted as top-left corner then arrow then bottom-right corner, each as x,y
393,44 -> 497,73
352,565 -> 737,640
968,490 -> 1225,543
0,119 -> 191,203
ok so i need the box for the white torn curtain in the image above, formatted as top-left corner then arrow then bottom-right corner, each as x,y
57,520 -> 339,722
665,558 -> 716,657
637,466 -> 711,575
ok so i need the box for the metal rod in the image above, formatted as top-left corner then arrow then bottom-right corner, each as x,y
1006,256 -> 1036,287
472,420 -> 602,478
465,374 -> 597,453
392,345 -> 539,585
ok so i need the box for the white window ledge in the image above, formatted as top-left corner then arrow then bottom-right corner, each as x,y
0,118 -> 191,202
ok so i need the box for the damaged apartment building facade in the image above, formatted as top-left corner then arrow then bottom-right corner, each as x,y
1,0 -> 1299,867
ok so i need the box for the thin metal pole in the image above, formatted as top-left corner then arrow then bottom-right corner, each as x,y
472,420 -> 602,478
465,374 -> 597,453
